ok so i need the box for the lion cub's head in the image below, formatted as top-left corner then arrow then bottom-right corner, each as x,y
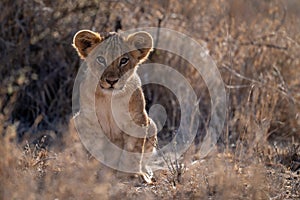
73,30 -> 153,91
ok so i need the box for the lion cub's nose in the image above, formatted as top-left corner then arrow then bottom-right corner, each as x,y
106,77 -> 119,86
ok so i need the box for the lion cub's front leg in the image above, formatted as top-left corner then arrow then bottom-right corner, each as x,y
118,88 -> 157,183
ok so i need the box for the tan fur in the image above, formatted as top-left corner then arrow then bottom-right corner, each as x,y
72,30 -> 157,182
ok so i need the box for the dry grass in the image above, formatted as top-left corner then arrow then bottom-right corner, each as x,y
0,0 -> 300,199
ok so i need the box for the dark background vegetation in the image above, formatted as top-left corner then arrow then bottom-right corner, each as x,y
0,0 -> 299,199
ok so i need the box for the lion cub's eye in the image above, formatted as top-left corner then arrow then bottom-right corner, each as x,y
96,56 -> 106,66
119,57 -> 129,67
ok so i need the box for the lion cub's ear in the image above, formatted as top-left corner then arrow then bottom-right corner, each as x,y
127,31 -> 153,63
73,30 -> 102,59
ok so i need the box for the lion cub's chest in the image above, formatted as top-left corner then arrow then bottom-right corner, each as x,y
95,93 -> 130,142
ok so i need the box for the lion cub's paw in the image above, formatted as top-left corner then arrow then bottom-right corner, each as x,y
138,171 -> 156,184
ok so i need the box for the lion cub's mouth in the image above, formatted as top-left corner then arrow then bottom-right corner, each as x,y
99,82 -> 124,91
100,84 -> 115,90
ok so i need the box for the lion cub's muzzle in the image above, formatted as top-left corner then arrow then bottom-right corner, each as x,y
100,75 -> 121,89
106,77 -> 119,87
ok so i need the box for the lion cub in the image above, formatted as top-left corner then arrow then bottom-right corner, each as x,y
72,30 -> 157,183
